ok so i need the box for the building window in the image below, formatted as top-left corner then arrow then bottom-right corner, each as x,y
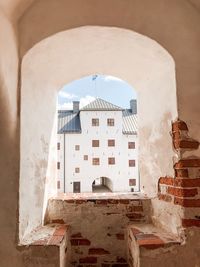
108,139 -> 115,147
129,160 -> 135,167
75,145 -> 80,151
92,158 -> 100,165
107,118 -> 114,126
75,167 -> 80,173
84,155 -> 88,160
92,118 -> 99,126
108,157 -> 115,165
57,142 -> 60,150
57,162 -> 60,169
57,180 -> 61,189
92,140 -> 99,147
129,179 -> 136,186
128,142 -> 135,149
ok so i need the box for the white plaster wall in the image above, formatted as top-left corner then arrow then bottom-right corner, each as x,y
57,110 -> 139,193
20,26 -> 177,240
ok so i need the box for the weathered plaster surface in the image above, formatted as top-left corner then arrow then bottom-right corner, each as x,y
20,26 -> 177,241
18,0 -> 200,141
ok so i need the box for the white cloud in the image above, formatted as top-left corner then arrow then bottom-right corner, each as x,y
80,95 -> 96,108
103,75 -> 123,83
58,95 -> 95,110
58,91 -> 77,99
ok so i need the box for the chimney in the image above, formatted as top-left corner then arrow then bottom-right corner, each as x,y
73,101 -> 80,113
130,99 -> 137,114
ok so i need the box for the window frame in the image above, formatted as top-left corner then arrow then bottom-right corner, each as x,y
92,158 -> 100,165
108,157 -> 115,165
128,142 -> 135,149
108,139 -> 115,147
92,140 -> 100,147
129,160 -> 136,167
107,118 -> 115,126
92,118 -> 99,126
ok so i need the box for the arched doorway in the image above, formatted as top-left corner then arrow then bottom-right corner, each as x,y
92,177 -> 113,193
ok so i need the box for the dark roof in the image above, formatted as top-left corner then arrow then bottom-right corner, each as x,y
122,109 -> 137,135
58,99 -> 137,135
81,98 -> 123,111
57,110 -> 81,134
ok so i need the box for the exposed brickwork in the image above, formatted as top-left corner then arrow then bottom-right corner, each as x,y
158,119 -> 200,228
174,198 -> 200,207
47,197 -> 151,266
172,120 -> 188,131
182,219 -> 200,227
89,248 -> 110,255
167,187 -> 198,197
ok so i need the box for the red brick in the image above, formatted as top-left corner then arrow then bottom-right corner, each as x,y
54,225 -> 68,236
116,233 -> 125,240
89,248 -> 110,255
173,139 -> 199,150
127,205 -> 143,212
172,120 -> 188,131
174,198 -> 200,207
64,199 -> 75,203
175,169 -> 189,178
51,219 -> 65,224
119,199 -> 130,204
172,131 -> 181,140
48,235 -> 64,245
107,199 -> 119,204
174,178 -> 200,187
167,187 -> 198,197
116,257 -> 126,263
135,234 -> 165,249
70,238 -> 91,246
112,264 -> 128,267
76,199 -> 87,204
96,199 -> 108,205
126,213 -> 143,220
79,257 -> 97,264
131,228 -> 143,235
175,159 -> 200,168
159,177 -> 174,186
71,233 -> 82,238
158,194 -> 172,202
182,219 -> 200,227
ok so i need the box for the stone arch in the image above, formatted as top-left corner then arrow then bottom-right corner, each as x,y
19,26 -> 177,242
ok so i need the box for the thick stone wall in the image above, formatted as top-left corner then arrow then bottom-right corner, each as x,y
158,120 -> 200,230
45,197 -> 152,266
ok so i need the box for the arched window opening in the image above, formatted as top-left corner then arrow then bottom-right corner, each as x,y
56,75 -> 139,194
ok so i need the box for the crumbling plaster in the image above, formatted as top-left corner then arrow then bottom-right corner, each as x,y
0,1 -> 200,267
20,26 -> 177,241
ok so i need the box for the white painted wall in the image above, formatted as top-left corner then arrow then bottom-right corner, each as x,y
20,26 -> 177,241
57,110 -> 139,193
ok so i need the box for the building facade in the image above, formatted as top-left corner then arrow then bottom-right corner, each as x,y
57,98 -> 138,193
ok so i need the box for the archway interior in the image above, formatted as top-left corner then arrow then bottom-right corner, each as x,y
19,26 -> 177,242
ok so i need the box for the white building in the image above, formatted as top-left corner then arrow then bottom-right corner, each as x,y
57,98 -> 138,193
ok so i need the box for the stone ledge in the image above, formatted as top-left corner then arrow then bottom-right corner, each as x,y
20,224 -> 69,246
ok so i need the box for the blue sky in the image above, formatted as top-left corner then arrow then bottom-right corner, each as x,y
58,75 -> 137,109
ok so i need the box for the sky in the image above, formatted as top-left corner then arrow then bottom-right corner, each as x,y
57,75 -> 137,110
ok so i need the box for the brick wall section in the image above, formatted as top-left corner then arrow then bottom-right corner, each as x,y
158,119 -> 200,228
46,197 -> 151,266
